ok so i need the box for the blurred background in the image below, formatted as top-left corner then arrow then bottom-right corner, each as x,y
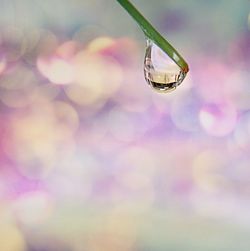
0,0 -> 250,250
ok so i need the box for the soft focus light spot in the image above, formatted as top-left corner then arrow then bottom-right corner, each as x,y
5,101 -> 78,178
0,64 -> 39,107
113,70 -> 151,113
0,63 -> 37,90
0,65 -> 57,108
65,83 -> 105,107
24,29 -> 58,65
171,92 -> 201,132
233,112 -> 250,150
73,25 -> 105,44
56,40 -> 80,59
0,89 -> 35,108
0,26 -> 26,62
74,52 -> 123,92
12,191 -> 53,226
30,83 -> 60,102
200,110 -> 216,128
106,108 -> 149,142
37,40 -> 80,85
65,51 -> 122,106
53,101 -> 79,137
0,224 -> 26,251
199,103 -> 237,136
193,150 -> 227,192
45,151 -> 98,200
195,60 -> 230,103
107,108 -> 137,142
89,37 -> 139,66
87,37 -> 115,52
8,114 -> 59,178
37,56 -> 75,85
226,158 -> 250,187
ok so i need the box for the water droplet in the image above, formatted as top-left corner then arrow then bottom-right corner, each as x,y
144,39 -> 186,93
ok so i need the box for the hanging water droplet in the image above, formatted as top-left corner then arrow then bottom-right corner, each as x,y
144,39 -> 186,93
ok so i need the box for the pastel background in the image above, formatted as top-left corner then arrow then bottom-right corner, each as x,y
0,0 -> 250,250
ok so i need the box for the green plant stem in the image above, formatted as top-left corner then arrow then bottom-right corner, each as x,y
116,0 -> 189,73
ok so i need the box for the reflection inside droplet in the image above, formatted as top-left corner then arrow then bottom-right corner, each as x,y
144,39 -> 186,93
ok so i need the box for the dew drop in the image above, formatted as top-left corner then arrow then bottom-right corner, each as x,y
144,39 -> 186,93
